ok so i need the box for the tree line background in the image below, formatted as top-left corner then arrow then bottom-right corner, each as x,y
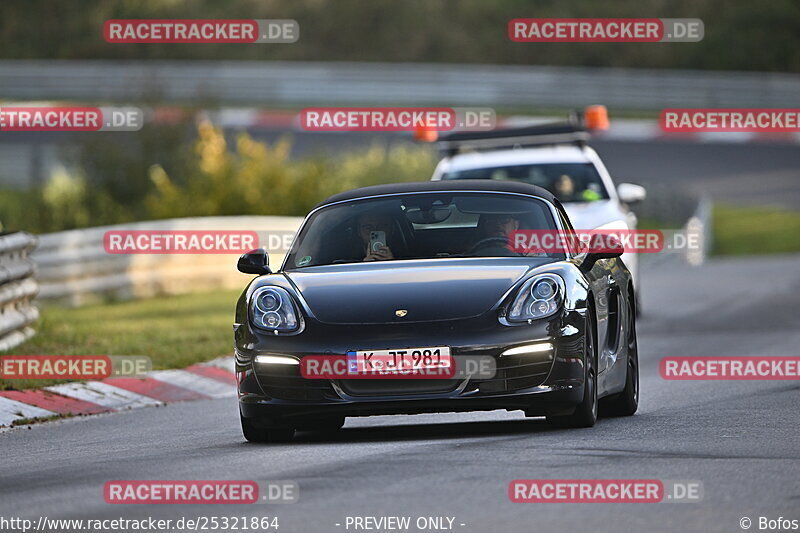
0,0 -> 797,72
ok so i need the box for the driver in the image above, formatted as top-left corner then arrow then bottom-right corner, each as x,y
468,214 -> 521,256
552,174 -> 576,201
357,210 -> 396,261
553,173 -> 602,202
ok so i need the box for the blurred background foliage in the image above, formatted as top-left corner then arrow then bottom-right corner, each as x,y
144,121 -> 436,219
0,0 -> 798,72
0,119 -> 437,233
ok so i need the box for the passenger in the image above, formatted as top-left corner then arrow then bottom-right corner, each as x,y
357,211 -> 396,261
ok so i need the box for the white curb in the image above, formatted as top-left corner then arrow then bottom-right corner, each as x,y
0,396 -> 56,427
45,382 -> 164,410
148,369 -> 236,399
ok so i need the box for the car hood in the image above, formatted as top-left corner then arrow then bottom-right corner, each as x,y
563,200 -> 628,231
284,258 -> 552,324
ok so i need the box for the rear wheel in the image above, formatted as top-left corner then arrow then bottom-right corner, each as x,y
547,311 -> 598,428
241,415 -> 295,443
600,293 -> 639,417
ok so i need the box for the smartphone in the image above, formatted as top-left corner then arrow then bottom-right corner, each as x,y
369,231 -> 386,252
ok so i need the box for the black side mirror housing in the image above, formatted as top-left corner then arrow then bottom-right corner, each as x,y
579,236 -> 624,271
581,249 -> 623,271
237,248 -> 272,275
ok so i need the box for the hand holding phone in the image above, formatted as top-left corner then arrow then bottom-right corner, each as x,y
369,231 -> 386,252
365,231 -> 393,261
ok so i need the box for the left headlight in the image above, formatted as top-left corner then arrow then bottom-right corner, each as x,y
506,273 -> 565,323
249,286 -> 301,333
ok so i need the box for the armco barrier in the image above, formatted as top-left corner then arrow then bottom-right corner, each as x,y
33,216 -> 303,307
1,60 -> 799,110
0,232 -> 39,350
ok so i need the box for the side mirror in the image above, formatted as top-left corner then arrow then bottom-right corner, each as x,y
617,183 -> 647,204
580,236 -> 624,271
237,248 -> 272,275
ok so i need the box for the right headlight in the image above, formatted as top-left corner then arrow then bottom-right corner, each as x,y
506,273 -> 565,323
249,286 -> 301,333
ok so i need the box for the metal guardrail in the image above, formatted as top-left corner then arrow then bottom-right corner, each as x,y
0,232 -> 38,351
1,60 -> 799,110
33,216 -> 303,307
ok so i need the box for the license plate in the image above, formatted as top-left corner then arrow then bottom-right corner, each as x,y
346,346 -> 452,376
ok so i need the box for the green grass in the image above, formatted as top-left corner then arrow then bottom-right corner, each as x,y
11,413 -> 74,427
713,205 -> 800,256
0,289 -> 242,391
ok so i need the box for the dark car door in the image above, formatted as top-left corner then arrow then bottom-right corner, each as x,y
554,202 -> 613,374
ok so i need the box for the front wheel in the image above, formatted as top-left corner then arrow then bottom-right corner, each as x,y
547,312 -> 598,428
600,295 -> 639,417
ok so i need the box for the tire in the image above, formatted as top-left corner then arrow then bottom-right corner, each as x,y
547,310 -> 598,428
241,415 -> 295,443
635,289 -> 642,318
600,293 -> 639,417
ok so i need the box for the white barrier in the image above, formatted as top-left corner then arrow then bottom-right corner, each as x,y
33,216 -> 303,307
0,232 -> 38,349
685,197 -> 713,266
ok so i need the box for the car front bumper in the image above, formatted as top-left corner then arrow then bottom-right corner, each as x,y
236,309 -> 588,426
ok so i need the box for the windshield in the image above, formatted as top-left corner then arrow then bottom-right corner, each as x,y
284,192 -> 562,269
441,163 -> 609,203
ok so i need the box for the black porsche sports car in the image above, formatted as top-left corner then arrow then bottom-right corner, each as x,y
234,180 -> 639,442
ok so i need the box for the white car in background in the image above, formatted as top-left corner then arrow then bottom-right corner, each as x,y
430,121 -> 647,311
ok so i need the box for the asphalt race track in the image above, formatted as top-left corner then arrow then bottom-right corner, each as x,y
592,139 -> 800,210
2,253 -> 799,533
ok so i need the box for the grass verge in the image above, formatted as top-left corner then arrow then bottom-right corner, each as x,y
712,205 -> 800,256
11,413 -> 74,427
1,289 -> 241,391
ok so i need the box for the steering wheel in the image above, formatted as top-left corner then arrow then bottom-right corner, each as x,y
466,236 -> 512,256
